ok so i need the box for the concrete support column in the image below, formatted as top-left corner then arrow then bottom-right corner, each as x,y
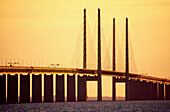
20,74 -> 30,103
0,74 -> 6,104
7,74 -> 18,103
56,74 -> 65,102
137,79 -> 140,100
159,83 -> 164,100
129,79 -> 138,100
148,82 -> 152,100
44,74 -> 53,102
143,80 -> 148,100
129,79 -> 132,100
32,74 -> 42,103
144,81 -> 152,100
165,84 -> 170,100
151,82 -> 158,100
67,75 -> 75,102
78,75 -> 86,101
138,80 -> 144,100
112,77 -> 116,101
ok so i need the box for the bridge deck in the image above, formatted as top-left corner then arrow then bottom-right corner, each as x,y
0,66 -> 169,83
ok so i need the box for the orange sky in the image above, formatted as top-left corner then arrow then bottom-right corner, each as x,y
1,0 -> 170,97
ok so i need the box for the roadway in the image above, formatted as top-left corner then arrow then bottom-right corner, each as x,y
0,66 -> 170,83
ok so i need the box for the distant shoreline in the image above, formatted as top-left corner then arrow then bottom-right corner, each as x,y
5,96 -> 125,102
87,97 -> 125,101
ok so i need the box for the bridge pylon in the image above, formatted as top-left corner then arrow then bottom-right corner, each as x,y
125,18 -> 130,101
112,18 -> 116,101
83,9 -> 87,69
97,8 -> 102,101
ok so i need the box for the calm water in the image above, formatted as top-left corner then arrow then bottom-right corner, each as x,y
0,101 -> 170,112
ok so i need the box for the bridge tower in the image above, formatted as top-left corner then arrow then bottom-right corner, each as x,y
83,8 -> 87,101
125,18 -> 130,101
98,8 -> 102,101
78,8 -> 87,101
112,18 -> 116,101
83,9 -> 87,69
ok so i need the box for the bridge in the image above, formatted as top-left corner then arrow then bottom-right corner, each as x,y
0,8 -> 170,104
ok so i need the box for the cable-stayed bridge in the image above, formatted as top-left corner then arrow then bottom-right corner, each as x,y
0,8 -> 170,104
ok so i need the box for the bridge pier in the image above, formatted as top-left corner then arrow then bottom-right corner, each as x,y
56,74 -> 65,102
143,81 -> 152,100
7,74 -> 18,103
165,84 -> 170,100
78,75 -> 87,101
0,74 -> 6,104
159,83 -> 164,100
151,82 -> 158,100
112,77 -> 116,101
143,80 -> 152,100
67,75 -> 75,102
20,74 -> 30,103
142,81 -> 147,100
138,80 -> 145,100
32,74 -> 42,103
137,79 -> 140,100
129,79 -> 138,100
44,74 -> 53,102
148,82 -> 153,100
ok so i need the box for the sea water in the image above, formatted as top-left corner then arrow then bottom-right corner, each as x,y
0,101 -> 170,112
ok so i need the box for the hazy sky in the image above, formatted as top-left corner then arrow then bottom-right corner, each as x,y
0,0 -> 170,97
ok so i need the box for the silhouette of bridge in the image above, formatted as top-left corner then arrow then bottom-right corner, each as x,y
0,8 -> 170,104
